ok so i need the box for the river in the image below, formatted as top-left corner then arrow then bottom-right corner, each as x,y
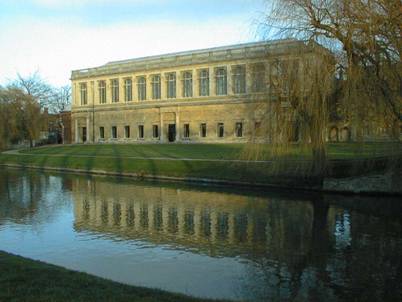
0,168 -> 401,301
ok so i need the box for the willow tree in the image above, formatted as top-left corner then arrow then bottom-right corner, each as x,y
0,87 -> 43,149
261,0 -> 401,141
244,42 -> 334,182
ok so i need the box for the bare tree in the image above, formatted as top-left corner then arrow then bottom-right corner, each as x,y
11,71 -> 54,109
49,85 -> 71,113
261,0 -> 401,140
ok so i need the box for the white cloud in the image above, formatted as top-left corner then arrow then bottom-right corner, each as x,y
0,17 -> 254,86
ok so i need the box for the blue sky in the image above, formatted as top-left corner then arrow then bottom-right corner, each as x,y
0,0 -> 267,86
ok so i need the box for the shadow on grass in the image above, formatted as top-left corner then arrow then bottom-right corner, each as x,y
85,144 -> 100,171
111,144 -> 123,174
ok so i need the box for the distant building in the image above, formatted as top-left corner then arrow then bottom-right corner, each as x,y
42,109 -> 72,144
70,40 -> 330,144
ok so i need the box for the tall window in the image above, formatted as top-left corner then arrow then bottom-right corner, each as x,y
124,78 -> 132,102
167,73 -> 176,98
235,122 -> 243,137
111,79 -> 119,102
152,125 -> 159,138
124,126 -> 130,138
199,69 -> 209,96
232,65 -> 246,94
98,80 -> 106,104
138,125 -> 144,139
252,63 -> 266,92
183,71 -> 192,97
151,75 -> 161,100
200,123 -> 207,137
99,127 -> 105,139
111,126 -> 117,139
217,123 -> 224,138
137,76 -> 146,101
215,67 -> 227,95
183,124 -> 190,138
80,83 -> 87,105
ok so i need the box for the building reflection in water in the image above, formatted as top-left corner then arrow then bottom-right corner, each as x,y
72,177 -> 316,259
71,176 -> 402,301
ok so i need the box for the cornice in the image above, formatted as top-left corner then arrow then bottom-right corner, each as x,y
71,40 -> 308,81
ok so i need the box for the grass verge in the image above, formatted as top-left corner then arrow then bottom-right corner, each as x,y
0,251 -> 228,302
1,143 -> 401,188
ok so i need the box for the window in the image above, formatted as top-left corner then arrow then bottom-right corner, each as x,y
235,122 -> 243,137
216,67 -> 227,95
183,71 -> 192,97
252,63 -> 266,92
80,83 -> 87,105
111,79 -> 119,102
199,69 -> 209,96
137,76 -> 146,101
167,73 -> 176,98
111,126 -> 117,139
99,127 -> 105,139
232,65 -> 246,94
98,80 -> 106,104
200,123 -> 207,137
124,126 -> 130,138
152,125 -> 159,138
151,75 -> 161,100
183,124 -> 190,138
124,78 -> 132,102
138,125 -> 144,139
217,123 -> 224,138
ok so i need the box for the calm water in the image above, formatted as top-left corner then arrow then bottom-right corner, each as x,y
0,168 -> 401,301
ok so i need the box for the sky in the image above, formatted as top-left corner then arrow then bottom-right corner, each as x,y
0,0 -> 267,87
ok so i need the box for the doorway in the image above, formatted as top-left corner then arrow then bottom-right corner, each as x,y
168,124 -> 176,142
82,127 -> 87,143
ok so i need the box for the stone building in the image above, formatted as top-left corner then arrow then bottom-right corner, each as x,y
71,39 -> 326,144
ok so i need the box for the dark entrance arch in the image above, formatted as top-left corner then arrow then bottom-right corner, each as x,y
168,124 -> 176,142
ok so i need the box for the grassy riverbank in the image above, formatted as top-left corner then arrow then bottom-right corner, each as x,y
0,143 -> 401,188
0,251 -> 228,302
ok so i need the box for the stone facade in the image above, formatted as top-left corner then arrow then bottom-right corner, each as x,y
71,39 -> 320,144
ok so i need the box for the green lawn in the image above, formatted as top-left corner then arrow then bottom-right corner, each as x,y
20,142 -> 402,160
0,251 -> 228,302
1,142 -> 400,185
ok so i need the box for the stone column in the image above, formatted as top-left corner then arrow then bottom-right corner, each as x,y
86,115 -> 90,143
193,69 -> 198,98
146,74 -> 152,101
75,117 -> 79,143
175,109 -> 180,142
209,67 -> 215,96
226,65 -> 232,96
246,64 -> 252,94
159,110 -> 164,142
161,73 -> 167,100
175,72 -> 181,100
106,80 -> 111,104
119,77 -> 124,103
133,77 -> 139,102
